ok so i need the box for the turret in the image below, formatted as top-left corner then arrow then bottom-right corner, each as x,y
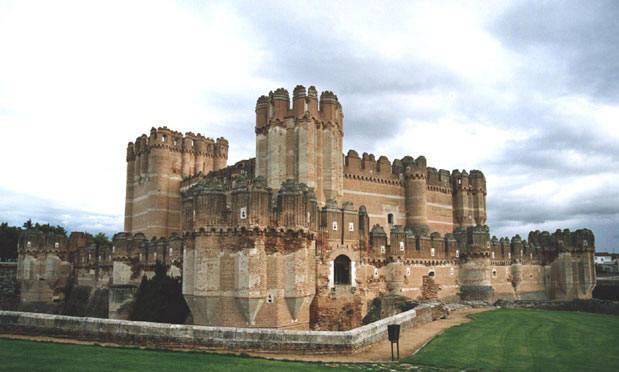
191,179 -> 227,228
231,176 -> 271,228
452,169 -> 474,228
270,88 -> 290,121
255,95 -> 269,129
307,86 -> 319,118
319,91 -> 340,125
214,137 -> 228,170
124,142 -> 136,232
404,156 -> 428,231
369,225 -> 387,256
470,170 -> 487,225
292,85 -> 307,118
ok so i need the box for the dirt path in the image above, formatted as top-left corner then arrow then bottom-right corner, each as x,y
1,306 -> 494,363
252,306 -> 494,363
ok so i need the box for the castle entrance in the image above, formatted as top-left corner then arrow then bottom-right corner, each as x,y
334,255 -> 351,285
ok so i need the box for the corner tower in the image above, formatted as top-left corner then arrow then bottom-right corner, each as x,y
124,127 -> 228,238
255,85 -> 344,205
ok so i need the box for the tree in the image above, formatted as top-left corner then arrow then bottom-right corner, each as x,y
92,233 -> 110,246
130,261 -> 190,324
0,222 -> 21,261
22,220 -> 67,237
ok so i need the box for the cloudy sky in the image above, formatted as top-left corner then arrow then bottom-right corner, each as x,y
0,0 -> 617,252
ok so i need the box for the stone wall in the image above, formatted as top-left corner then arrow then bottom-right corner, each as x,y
0,303 -> 443,354
0,263 -> 18,310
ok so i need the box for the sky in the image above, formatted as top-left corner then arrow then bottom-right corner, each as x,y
0,0 -> 617,252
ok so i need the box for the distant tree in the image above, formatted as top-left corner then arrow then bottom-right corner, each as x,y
22,219 -> 33,230
92,233 -> 110,246
131,261 -> 190,324
22,220 -> 67,237
0,222 -> 21,261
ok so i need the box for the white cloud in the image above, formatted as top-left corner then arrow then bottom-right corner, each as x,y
0,1 -> 616,251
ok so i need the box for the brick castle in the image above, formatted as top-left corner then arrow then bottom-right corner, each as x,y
17,85 -> 596,330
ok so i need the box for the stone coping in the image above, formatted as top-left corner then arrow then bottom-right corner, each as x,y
0,303 -> 440,353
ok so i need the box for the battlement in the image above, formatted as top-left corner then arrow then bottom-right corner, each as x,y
528,228 -> 595,253
255,85 -> 343,130
111,232 -> 183,265
126,127 -> 228,159
343,150 -> 400,181
18,230 -> 70,256
367,223 -> 458,262
343,151 -> 468,191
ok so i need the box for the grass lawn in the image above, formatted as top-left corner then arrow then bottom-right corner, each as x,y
404,308 -> 619,371
0,338 -> 352,372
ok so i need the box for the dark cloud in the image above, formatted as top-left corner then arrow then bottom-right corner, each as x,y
492,0 -> 619,102
230,2 -> 460,144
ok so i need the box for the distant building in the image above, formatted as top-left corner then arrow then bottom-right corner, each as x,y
595,253 -> 613,265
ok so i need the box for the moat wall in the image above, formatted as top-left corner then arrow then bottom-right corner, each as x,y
0,303 -> 444,354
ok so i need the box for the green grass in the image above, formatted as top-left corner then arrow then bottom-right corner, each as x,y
404,308 -> 619,371
0,338 -> 352,372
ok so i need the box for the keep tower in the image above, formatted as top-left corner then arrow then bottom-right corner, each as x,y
255,85 -> 344,205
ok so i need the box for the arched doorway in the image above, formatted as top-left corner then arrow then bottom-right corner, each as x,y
334,255 -> 351,285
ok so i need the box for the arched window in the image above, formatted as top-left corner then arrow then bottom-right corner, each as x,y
387,213 -> 394,225
334,255 -> 351,285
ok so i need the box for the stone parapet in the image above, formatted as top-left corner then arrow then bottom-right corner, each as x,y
0,303 -> 443,354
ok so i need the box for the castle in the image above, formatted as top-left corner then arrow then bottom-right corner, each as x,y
16,85 -> 596,330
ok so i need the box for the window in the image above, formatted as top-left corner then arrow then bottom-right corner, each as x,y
430,248 -> 435,257
162,135 -> 167,143
54,242 -> 59,248
455,249 -> 460,258
307,211 -> 311,223
266,294 -> 274,304
348,222 -> 354,232
27,241 -> 31,248
169,248 -> 173,256
380,245 -> 386,254
373,268 -> 379,278
399,241 -> 405,251
334,255 -> 351,285
492,269 -> 497,277
240,207 -> 247,220
387,213 -> 394,225
406,267 -> 411,276
428,270 -> 435,277
332,221 -> 338,231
